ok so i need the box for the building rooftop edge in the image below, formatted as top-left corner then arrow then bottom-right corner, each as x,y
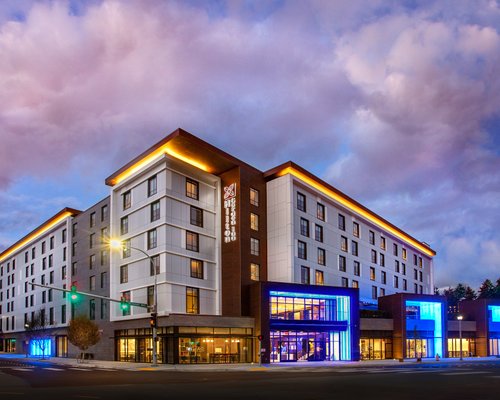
0,207 -> 81,262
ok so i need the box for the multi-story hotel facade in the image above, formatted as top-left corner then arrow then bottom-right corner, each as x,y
1,128 -> 498,363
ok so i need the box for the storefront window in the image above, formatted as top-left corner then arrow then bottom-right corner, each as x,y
360,338 -> 392,360
179,336 -> 252,364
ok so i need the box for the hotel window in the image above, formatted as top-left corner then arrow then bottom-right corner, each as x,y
42,258 -> 47,270
353,222 -> 360,238
413,254 -> 418,265
147,286 -> 154,309
186,231 -> 199,252
318,248 -> 326,266
120,265 -> 128,284
250,188 -> 259,206
101,227 -> 108,244
315,224 -> 323,242
250,238 -> 260,256
101,205 -> 108,221
32,247 -> 36,259
339,255 -> 346,272
100,299 -> 107,320
402,263 -> 406,275
402,248 -> 407,260
381,271 -> 386,284
419,271 -> 423,282
419,285 -> 423,294
371,249 -> 377,263
372,286 -> 378,299
394,276 -> 399,288
419,257 -> 423,268
298,241 -> 307,260
380,288 -> 386,297
395,260 -> 400,273
148,255 -> 159,276
250,263 -> 260,281
341,236 -> 348,252
369,230 -> 375,245
72,223 -> 77,238
90,212 -> 96,228
25,251 -> 29,263
120,216 -> 128,235
414,269 -> 418,280
317,203 -> 325,221
300,266 -> 310,284
351,240 -> 358,256
61,305 -> 66,324
122,239 -> 131,258
403,279 -> 407,291
353,261 -> 360,276
121,291 -> 131,316
341,277 -> 348,288
63,247 -> 67,261
380,253 -> 385,267
148,175 -> 157,197
393,243 -> 398,256
186,287 -> 199,314
50,237 -> 54,250
48,254 -> 53,268
72,242 -> 77,257
71,262 -> 77,276
62,229 -> 67,244
101,250 -> 109,265
89,275 -> 96,291
61,266 -> 67,280
89,254 -> 96,269
123,191 -> 131,210
380,237 -> 386,250
315,270 -> 324,285
338,214 -> 345,231
49,307 -> 54,325
297,192 -> 306,212
250,213 -> 259,231
49,271 -> 54,284
147,229 -> 157,250
414,283 -> 418,294
41,241 -> 46,254
151,201 -> 161,222
352,280 -> 359,289
186,178 -> 199,200
370,267 -> 376,281
300,218 -> 309,237
89,233 -> 95,249
100,272 -> 107,289
190,259 -> 203,279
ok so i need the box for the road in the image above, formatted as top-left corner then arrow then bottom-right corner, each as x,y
1,357 -> 499,400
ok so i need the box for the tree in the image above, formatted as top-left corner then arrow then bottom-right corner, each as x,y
495,278 -> 500,299
25,309 -> 51,359
67,316 -> 101,361
464,286 -> 477,301
478,279 -> 495,299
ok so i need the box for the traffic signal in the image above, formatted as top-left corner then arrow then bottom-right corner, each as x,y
70,285 -> 79,302
120,297 -> 130,312
150,313 -> 157,329
257,335 -> 263,341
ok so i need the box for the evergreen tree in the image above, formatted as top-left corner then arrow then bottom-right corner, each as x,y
464,286 -> 477,300
478,279 -> 495,299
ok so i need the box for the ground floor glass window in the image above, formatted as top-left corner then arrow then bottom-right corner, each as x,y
447,338 -> 476,358
360,338 -> 392,360
490,338 -> 500,356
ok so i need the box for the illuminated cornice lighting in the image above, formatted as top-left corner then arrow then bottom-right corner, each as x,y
109,143 -> 210,186
276,166 -> 436,257
0,210 -> 76,263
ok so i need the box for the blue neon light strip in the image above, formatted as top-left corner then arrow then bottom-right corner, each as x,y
489,306 -> 500,323
406,300 -> 443,357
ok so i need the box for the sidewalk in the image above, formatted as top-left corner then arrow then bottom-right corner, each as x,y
2,353 -> 498,372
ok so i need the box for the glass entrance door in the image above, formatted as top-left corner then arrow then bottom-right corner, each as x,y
406,339 -> 430,358
270,331 -> 332,362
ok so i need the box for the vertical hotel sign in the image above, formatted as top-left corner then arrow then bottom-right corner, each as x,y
224,183 -> 237,243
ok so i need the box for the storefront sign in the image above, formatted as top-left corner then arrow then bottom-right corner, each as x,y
224,183 -> 237,243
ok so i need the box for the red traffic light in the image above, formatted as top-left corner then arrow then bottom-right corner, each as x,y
257,335 -> 263,341
150,313 -> 157,328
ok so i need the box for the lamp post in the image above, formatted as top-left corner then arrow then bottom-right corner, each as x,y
110,239 -> 158,367
457,315 -> 463,361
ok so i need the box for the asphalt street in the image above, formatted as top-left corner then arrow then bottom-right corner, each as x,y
0,357 -> 499,400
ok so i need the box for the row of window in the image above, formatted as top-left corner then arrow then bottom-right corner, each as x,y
296,191 -> 425,267
89,204 -> 109,227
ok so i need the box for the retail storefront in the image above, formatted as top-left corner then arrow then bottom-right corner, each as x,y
360,337 -> 393,360
115,326 -> 253,364
488,305 -> 500,356
256,282 -> 360,363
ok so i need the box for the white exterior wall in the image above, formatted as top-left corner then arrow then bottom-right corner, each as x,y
267,175 -> 434,305
110,155 -> 221,321
0,219 -> 72,333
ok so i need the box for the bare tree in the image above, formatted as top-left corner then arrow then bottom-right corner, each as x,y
25,309 -> 51,359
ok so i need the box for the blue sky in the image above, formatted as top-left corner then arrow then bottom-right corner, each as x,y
1,0 -> 499,289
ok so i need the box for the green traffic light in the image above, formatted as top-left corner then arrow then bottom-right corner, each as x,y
120,299 -> 130,311
70,285 -> 79,302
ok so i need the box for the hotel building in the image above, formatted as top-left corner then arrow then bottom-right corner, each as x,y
1,128 -> 498,363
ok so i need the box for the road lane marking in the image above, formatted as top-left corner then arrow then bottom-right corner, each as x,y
43,367 -> 65,371
440,371 -> 491,376
10,368 -> 32,372
68,367 -> 92,371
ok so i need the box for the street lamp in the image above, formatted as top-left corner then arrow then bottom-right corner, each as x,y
457,315 -> 463,361
110,239 -> 159,367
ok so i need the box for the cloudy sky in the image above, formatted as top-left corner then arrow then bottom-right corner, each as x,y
1,0 -> 499,289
